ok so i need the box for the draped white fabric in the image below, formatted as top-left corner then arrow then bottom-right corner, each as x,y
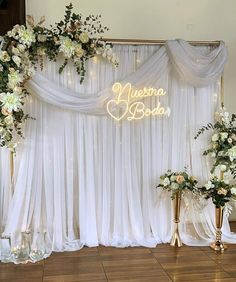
1,40 -> 236,260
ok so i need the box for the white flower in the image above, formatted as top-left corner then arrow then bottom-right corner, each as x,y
163,177 -> 170,187
171,182 -> 179,190
220,165 -> 227,172
17,44 -> 26,53
205,181 -> 214,190
18,26 -> 36,47
0,51 -> 10,62
220,132 -> 228,141
4,115 -> 14,125
228,138 -> 233,144
170,175 -> 176,181
212,133 -> 219,142
37,34 -> 47,42
0,64 -> 3,72
231,187 -> 236,195
12,55 -> 21,67
211,152 -> 216,158
7,70 -> 23,89
7,24 -> 20,38
217,188 -> 228,196
0,92 -> 22,113
228,146 -> 236,162
59,36 -> 76,58
74,44 -> 84,58
12,46 -> 20,56
79,32 -> 89,43
37,47 -> 46,56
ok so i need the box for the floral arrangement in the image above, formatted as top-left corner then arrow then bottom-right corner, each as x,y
198,176 -> 236,208
157,170 -> 198,199
0,3 -> 118,150
195,105 -> 236,178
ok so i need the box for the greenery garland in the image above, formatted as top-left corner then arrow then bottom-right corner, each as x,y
195,105 -> 236,207
0,3 -> 118,150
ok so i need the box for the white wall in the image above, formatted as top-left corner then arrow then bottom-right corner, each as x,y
26,0 -> 236,113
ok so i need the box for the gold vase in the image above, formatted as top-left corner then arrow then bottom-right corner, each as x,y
170,191 -> 182,247
210,206 -> 227,252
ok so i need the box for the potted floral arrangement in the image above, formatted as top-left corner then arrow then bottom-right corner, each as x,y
195,105 -> 236,252
157,170 -> 198,247
197,176 -> 236,252
195,105 -> 236,178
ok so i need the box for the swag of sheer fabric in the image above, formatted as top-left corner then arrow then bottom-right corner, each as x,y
1,39 -> 236,260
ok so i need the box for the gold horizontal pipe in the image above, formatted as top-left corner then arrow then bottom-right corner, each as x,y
103,38 -> 221,46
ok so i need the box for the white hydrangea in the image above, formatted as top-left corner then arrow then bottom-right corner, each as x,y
220,132 -> 228,141
18,26 -> 36,47
0,92 -> 22,113
171,182 -> 179,190
59,36 -> 76,58
212,133 -> 219,142
7,70 -> 23,89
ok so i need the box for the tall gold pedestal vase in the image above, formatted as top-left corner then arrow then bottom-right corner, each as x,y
210,206 -> 227,252
170,191 -> 182,247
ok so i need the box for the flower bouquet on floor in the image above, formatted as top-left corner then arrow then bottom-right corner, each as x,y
157,170 -> 198,247
197,177 -> 236,252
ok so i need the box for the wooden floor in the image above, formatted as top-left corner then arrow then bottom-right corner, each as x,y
1,224 -> 236,282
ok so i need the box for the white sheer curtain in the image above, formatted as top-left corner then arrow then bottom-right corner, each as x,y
1,40 -> 235,260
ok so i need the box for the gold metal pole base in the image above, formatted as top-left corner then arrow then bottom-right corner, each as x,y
170,224 -> 182,247
210,241 -> 227,252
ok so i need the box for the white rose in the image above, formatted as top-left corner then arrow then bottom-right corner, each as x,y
205,181 -> 214,190
231,187 -> 236,195
75,44 -> 84,58
212,134 -> 219,142
79,32 -> 89,43
0,51 -> 10,62
228,138 -> 233,144
163,177 -> 170,187
211,152 -> 216,158
12,55 -> 21,67
220,165 -> 227,172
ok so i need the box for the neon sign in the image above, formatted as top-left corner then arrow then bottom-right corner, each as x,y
106,82 -> 171,121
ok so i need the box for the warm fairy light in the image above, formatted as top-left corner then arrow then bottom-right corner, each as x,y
106,82 -> 171,121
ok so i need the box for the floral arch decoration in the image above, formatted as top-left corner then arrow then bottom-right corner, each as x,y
0,3 -> 118,150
